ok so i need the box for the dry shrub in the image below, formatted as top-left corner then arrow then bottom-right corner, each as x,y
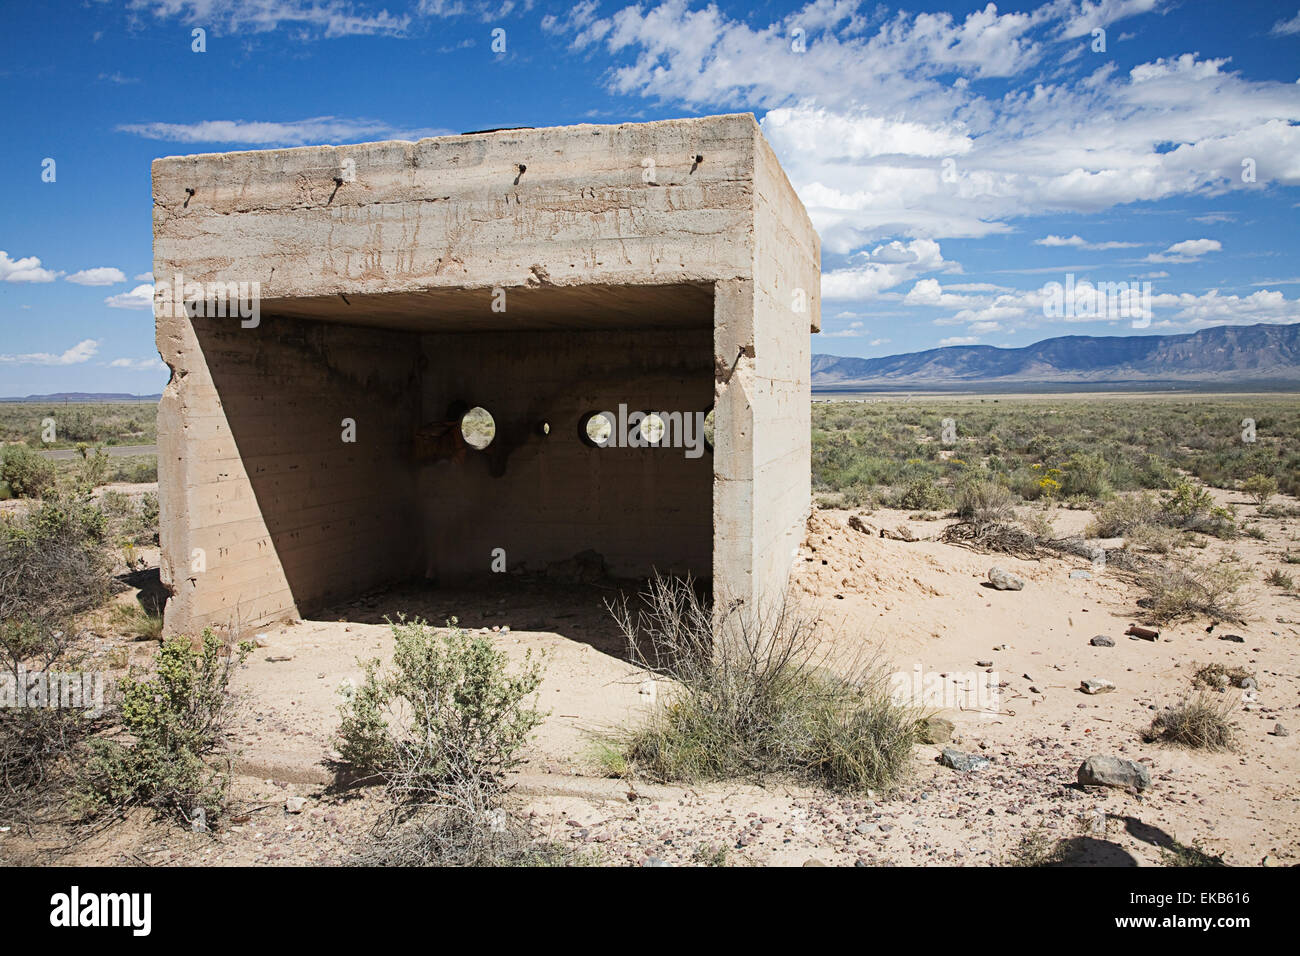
0,496 -> 114,821
1147,693 -> 1237,750
954,479 -> 1017,525
941,520 -> 1041,558
1192,662 -> 1254,689
1087,492 -> 1162,537
1264,568 -> 1294,590
351,776 -> 574,868
606,574 -> 920,793
1126,522 -> 1183,554
1140,557 -> 1248,623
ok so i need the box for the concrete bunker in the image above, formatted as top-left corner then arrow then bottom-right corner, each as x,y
153,114 -> 820,635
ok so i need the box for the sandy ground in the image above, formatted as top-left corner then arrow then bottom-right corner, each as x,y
5,488 -> 1297,866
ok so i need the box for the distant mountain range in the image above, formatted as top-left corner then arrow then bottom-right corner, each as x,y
812,323 -> 1300,390
0,393 -> 161,403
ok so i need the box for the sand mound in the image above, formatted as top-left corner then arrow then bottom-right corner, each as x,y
793,509 -> 952,598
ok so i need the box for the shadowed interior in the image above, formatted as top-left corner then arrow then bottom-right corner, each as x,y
184,282 -> 715,625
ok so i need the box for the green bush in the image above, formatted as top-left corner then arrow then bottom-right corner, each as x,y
1161,480 -> 1235,536
1060,452 -> 1112,500
79,631 -> 248,824
891,476 -> 949,512
336,618 -> 552,866
1242,473 -> 1278,507
1086,492 -> 1161,537
0,445 -> 57,499
336,617 -> 546,801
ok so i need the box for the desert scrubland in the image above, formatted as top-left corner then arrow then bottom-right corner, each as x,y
2,395 -> 1296,866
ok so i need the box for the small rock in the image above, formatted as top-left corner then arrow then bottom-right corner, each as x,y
976,660 -> 993,668
1219,633 -> 1245,643
917,716 -> 954,744
642,856 -> 671,867
939,747 -> 989,772
1078,755 -> 1151,791
1241,677 -> 1258,691
987,566 -> 1024,591
1090,635 -> 1115,647
1080,678 -> 1116,695
1272,723 -> 1290,737
802,858 -> 827,867
285,797 -> 309,813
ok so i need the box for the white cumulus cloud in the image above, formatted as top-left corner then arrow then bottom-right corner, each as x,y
66,267 -> 127,286
0,251 -> 60,283
0,339 -> 99,366
105,284 -> 156,310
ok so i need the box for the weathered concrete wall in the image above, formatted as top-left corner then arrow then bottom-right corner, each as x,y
154,114 -> 819,636
417,327 -> 713,581
749,133 -> 821,603
157,315 -> 420,632
152,115 -> 758,300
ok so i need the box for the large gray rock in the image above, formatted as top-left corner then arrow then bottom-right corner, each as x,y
987,566 -> 1024,591
1080,678 -> 1116,695
939,747 -> 990,772
1077,755 -> 1151,791
1090,635 -> 1115,647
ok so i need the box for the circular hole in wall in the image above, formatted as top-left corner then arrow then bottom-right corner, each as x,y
581,411 -> 613,447
460,406 -> 496,450
538,421 -> 551,436
640,413 -> 666,445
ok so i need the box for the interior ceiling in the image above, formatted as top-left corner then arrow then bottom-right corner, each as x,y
258,281 -> 715,332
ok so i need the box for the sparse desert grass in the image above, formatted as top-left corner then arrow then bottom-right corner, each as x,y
1264,568 -> 1295,590
1004,827 -> 1072,867
98,490 -> 160,547
1160,837 -> 1227,867
1147,693 -> 1237,751
605,575 -> 920,793
110,604 -> 164,641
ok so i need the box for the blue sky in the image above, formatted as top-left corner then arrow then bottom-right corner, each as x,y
2,0 -> 1299,395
